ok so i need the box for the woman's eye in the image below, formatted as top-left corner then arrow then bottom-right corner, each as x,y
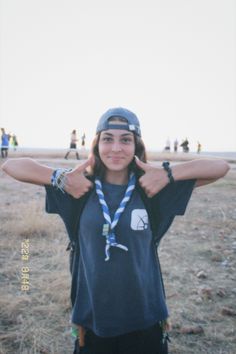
102,137 -> 112,142
121,138 -> 132,144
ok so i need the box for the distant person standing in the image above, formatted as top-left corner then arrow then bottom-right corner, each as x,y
197,141 -> 202,154
64,130 -> 80,160
1,128 -> 10,158
174,139 -> 178,153
10,134 -> 18,151
81,133 -> 86,148
164,138 -> 171,152
180,138 -> 189,153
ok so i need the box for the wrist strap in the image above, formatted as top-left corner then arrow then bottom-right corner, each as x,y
162,161 -> 175,184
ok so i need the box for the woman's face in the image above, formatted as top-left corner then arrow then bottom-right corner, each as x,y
98,129 -> 135,173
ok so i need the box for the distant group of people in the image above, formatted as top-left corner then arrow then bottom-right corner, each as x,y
164,138 -> 202,154
1,128 -> 18,158
1,127 -> 203,160
64,130 -> 86,160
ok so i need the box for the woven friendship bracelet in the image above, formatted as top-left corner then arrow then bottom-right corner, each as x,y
162,161 -> 175,184
51,168 -> 72,193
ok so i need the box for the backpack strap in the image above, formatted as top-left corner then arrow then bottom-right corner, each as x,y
135,183 -> 162,246
67,175 -> 95,305
136,183 -> 166,299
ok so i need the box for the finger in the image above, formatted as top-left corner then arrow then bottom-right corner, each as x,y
140,186 -> 152,198
85,180 -> 93,189
88,154 -> 95,168
76,157 -> 94,172
135,156 -> 151,171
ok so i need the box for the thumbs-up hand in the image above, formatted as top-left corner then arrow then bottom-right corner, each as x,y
64,157 -> 94,198
135,156 -> 169,197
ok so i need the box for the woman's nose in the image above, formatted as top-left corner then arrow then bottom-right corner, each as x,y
111,142 -> 122,152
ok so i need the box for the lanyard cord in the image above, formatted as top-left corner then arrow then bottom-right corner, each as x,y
95,173 -> 136,261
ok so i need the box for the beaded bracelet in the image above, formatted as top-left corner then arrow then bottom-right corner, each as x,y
51,168 -> 72,193
162,161 -> 175,184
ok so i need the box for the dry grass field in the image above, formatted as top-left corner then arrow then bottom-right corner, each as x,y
0,151 -> 235,354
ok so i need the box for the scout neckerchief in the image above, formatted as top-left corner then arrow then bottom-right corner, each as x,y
95,173 -> 136,261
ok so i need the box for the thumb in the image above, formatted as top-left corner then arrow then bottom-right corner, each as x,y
134,155 -> 151,171
76,156 -> 94,173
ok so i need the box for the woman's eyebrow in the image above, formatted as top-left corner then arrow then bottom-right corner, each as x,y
102,132 -> 133,137
120,133 -> 133,137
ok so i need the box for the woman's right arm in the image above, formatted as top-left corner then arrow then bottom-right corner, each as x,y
1,158 -> 53,185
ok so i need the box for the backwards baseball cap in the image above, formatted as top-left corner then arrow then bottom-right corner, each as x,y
96,107 -> 141,137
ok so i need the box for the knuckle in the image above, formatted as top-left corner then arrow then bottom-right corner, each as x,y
139,179 -> 144,186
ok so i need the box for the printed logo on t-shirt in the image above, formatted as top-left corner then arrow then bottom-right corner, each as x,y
131,209 -> 149,230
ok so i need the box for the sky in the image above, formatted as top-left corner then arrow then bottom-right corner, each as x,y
0,0 -> 236,152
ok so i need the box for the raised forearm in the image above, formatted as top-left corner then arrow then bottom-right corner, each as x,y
171,159 -> 230,182
1,158 -> 53,185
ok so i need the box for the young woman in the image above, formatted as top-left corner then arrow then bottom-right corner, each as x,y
2,107 -> 229,354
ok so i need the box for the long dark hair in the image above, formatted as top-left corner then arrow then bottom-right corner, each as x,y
89,132 -> 147,180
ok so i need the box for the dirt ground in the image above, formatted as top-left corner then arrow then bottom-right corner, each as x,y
0,157 -> 235,354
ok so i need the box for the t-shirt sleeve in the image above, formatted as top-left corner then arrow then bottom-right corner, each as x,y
45,185 -> 73,215
44,185 -> 78,239
157,179 -> 196,217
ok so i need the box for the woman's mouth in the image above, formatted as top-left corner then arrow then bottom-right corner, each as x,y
108,156 -> 123,162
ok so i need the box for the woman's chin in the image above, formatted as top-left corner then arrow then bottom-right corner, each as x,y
105,163 -> 128,173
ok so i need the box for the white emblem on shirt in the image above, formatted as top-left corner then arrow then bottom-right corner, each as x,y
131,209 -> 149,230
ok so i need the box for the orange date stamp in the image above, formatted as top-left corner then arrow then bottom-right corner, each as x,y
21,239 -> 30,291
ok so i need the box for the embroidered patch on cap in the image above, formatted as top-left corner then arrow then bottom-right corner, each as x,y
129,124 -> 135,131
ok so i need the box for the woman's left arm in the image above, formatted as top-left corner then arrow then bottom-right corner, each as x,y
135,157 -> 230,197
171,159 -> 230,187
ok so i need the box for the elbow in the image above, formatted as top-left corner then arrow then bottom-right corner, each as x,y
1,160 -> 9,173
1,158 -> 18,176
219,160 -> 230,178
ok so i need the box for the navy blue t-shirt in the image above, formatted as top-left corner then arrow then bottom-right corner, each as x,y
45,178 -> 195,337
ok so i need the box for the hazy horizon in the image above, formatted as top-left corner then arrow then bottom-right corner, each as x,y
3,143 -> 236,155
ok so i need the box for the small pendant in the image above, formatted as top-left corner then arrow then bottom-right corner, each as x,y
102,223 -> 110,236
